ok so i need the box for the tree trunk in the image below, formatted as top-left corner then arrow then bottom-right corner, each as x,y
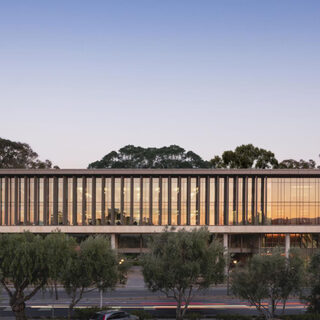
271,298 -> 276,318
175,300 -> 183,320
11,301 -> 27,320
68,300 -> 77,320
282,299 -> 287,314
54,282 -> 59,300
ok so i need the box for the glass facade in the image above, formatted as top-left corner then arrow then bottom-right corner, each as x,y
0,173 -> 319,227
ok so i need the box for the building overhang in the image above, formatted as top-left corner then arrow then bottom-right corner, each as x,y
0,225 -> 319,234
0,168 -> 320,177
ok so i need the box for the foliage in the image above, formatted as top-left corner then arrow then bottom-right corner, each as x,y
45,232 -> 77,300
130,309 -> 154,319
231,249 -> 305,319
305,250 -> 320,313
61,235 -> 120,319
214,314 -> 254,320
142,228 -> 225,320
73,306 -> 110,319
210,144 -> 278,169
279,314 -> 320,320
88,145 -> 210,169
278,159 -> 319,169
184,311 -> 202,320
0,137 -> 58,169
0,233 -> 50,320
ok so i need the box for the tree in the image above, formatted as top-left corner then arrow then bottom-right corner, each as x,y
0,233 -> 50,320
88,145 -> 210,169
142,228 -> 225,320
231,249 -> 304,319
61,235 -> 120,319
44,232 -> 77,300
0,137 -> 58,169
305,250 -> 320,313
210,144 -> 279,169
278,159 -> 318,169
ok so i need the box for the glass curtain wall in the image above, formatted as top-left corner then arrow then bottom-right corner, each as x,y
0,175 -> 320,226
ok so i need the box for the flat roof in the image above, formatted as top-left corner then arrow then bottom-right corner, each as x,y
0,168 -> 320,177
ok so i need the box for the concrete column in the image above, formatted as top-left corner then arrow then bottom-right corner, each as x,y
223,233 -> 229,276
111,233 -> 117,250
285,234 -> 290,258
223,233 -> 228,251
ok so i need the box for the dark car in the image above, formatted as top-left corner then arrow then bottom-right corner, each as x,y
89,310 -> 139,320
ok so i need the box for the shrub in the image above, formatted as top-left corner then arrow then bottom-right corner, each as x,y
215,314 -> 253,320
130,309 -> 154,319
280,314 -> 320,320
73,306 -> 110,319
185,311 -> 202,320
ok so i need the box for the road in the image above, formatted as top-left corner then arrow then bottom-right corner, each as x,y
0,267 -> 307,319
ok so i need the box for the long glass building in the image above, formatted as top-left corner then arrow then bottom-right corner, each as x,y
1,169 -> 320,258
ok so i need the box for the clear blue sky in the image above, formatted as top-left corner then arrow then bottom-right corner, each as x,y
0,0 -> 319,168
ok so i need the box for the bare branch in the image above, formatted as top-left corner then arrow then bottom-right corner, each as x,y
1,280 -> 13,298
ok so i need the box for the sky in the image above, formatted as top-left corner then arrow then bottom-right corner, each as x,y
0,0 -> 319,168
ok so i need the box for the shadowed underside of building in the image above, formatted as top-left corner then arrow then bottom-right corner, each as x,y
0,169 -> 320,258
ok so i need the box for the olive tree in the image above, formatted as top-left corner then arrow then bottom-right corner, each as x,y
231,249 -> 304,319
44,232 -> 77,300
305,250 -> 320,313
0,233 -> 49,320
142,228 -> 225,320
61,235 -> 121,319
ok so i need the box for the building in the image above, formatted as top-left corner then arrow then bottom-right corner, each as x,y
0,169 -> 320,259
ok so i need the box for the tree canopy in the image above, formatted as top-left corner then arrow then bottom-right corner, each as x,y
61,235 -> 121,319
0,137 -> 58,169
0,233 -> 52,320
142,228 -> 225,320
231,249 -> 304,319
305,250 -> 320,313
89,144 -> 320,169
88,145 -> 210,169
210,144 -> 279,169
278,159 -> 318,169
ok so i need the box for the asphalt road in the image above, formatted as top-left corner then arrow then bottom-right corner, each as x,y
0,267 -> 307,319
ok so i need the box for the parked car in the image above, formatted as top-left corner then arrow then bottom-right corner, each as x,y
90,310 -> 139,320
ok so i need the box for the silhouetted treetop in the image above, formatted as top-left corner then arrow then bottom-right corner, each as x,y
88,145 -> 210,169
210,144 -> 279,169
0,137 -> 58,169
278,159 -> 317,169
89,143 -> 319,170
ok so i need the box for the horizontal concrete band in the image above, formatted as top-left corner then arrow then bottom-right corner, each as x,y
0,225 -> 319,234
1,168 -> 320,177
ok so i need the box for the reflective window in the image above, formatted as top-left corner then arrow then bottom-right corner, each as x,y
200,178 -> 206,225
162,178 -> 168,225
209,178 -> 215,225
190,178 -> 197,225
219,178 -> 224,225
152,178 -> 159,225
133,178 -> 140,225
171,178 -> 178,225
96,178 -> 102,225
105,178 -> 112,224
142,178 -> 150,225
115,178 -> 121,224
180,178 -> 187,225
123,178 -> 131,225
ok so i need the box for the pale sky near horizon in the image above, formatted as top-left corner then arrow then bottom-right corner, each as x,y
0,0 -> 319,168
